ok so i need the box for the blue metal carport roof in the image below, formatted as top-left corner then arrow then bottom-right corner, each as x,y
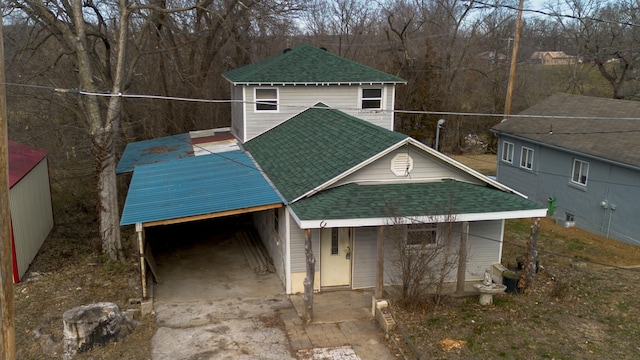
120,150 -> 283,226
116,133 -> 191,174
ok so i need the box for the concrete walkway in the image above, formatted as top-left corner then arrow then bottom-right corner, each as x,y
148,224 -> 397,359
286,291 -> 397,360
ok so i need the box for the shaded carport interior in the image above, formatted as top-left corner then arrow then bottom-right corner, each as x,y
117,130 -> 284,301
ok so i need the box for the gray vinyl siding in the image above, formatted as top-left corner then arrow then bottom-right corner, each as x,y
230,85 -> 244,141
466,220 -> 503,280
353,227 -> 378,289
381,220 -> 502,286
242,84 -> 396,141
497,136 -> 640,246
289,217 -> 320,273
335,145 -> 481,186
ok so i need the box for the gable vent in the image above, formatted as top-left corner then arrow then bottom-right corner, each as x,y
391,153 -> 413,177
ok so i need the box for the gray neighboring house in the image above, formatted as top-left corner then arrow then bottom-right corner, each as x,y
492,93 -> 640,246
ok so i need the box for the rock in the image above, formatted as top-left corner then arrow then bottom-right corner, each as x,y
63,302 -> 138,360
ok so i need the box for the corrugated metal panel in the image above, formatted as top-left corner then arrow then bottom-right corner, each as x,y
8,141 -> 47,188
120,150 -> 282,226
9,159 -> 54,281
116,133 -> 191,174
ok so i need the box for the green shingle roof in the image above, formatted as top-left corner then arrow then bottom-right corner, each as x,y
290,179 -> 545,221
243,104 -> 409,202
223,44 -> 406,84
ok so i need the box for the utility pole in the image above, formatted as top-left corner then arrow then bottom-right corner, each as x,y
504,0 -> 525,119
0,18 -> 17,359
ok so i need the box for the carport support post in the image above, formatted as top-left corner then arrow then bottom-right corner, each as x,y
303,229 -> 315,323
136,223 -> 147,300
456,222 -> 469,295
375,226 -> 384,299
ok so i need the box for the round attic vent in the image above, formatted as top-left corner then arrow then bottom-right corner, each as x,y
391,153 -> 413,177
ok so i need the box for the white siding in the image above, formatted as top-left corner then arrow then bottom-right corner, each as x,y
252,209 -> 286,285
353,227 -> 378,289
465,220 -> 503,280
230,85 -> 245,142
9,159 -> 53,281
335,145 -> 481,186
242,84 -> 396,141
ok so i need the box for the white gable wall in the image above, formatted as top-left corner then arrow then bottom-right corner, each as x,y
10,158 -> 53,281
334,145 -> 482,186
230,84 -> 397,142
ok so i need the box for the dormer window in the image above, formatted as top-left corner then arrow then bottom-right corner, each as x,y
255,88 -> 278,112
361,87 -> 383,111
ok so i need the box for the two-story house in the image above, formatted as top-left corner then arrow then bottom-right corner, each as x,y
118,45 -> 546,297
492,92 -> 640,246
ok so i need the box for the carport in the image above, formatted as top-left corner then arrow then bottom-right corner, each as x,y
117,130 -> 283,301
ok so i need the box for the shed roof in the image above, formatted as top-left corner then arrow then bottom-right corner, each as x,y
491,93 -> 640,169
291,179 -> 546,228
223,44 -> 406,85
120,150 -> 282,226
242,104 -> 408,202
9,141 -> 48,188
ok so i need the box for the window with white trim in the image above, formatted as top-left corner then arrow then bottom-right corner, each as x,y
406,223 -> 437,248
501,141 -> 514,163
520,147 -> 534,170
255,88 -> 278,112
571,159 -> 589,186
361,88 -> 382,110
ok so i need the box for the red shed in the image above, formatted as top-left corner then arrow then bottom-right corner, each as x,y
9,141 -> 53,282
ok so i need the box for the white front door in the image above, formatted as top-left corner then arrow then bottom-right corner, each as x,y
320,228 -> 352,287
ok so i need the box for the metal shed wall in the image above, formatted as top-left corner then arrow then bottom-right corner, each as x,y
9,158 -> 54,281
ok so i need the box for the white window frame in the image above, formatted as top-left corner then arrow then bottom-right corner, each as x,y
520,147 -> 534,170
501,141 -> 514,163
406,223 -> 438,249
254,88 -> 279,112
571,159 -> 589,186
360,87 -> 383,111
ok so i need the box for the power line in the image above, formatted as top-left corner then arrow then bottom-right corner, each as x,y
8,81 -> 640,123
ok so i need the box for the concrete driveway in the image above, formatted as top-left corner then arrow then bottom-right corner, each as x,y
148,222 -> 396,360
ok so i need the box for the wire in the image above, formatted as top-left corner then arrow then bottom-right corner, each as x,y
6,82 -> 640,123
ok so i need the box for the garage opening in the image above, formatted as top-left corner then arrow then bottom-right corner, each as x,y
144,214 -> 284,303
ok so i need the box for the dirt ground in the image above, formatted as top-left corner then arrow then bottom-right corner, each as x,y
393,217 -> 640,359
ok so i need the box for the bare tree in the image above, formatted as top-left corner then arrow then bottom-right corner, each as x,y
554,0 -> 640,99
386,216 -> 460,308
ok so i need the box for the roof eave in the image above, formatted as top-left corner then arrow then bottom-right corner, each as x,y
290,138 -> 410,203
493,131 -> 640,172
406,138 -> 527,196
226,81 -> 407,86
294,208 -> 548,229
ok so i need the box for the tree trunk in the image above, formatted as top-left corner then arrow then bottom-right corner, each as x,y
303,229 -> 315,323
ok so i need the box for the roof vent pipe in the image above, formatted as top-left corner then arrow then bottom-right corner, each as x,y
435,119 -> 446,152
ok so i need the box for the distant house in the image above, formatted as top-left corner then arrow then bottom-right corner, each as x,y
9,141 -> 54,282
530,51 -> 577,65
119,45 -> 546,297
492,93 -> 640,246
